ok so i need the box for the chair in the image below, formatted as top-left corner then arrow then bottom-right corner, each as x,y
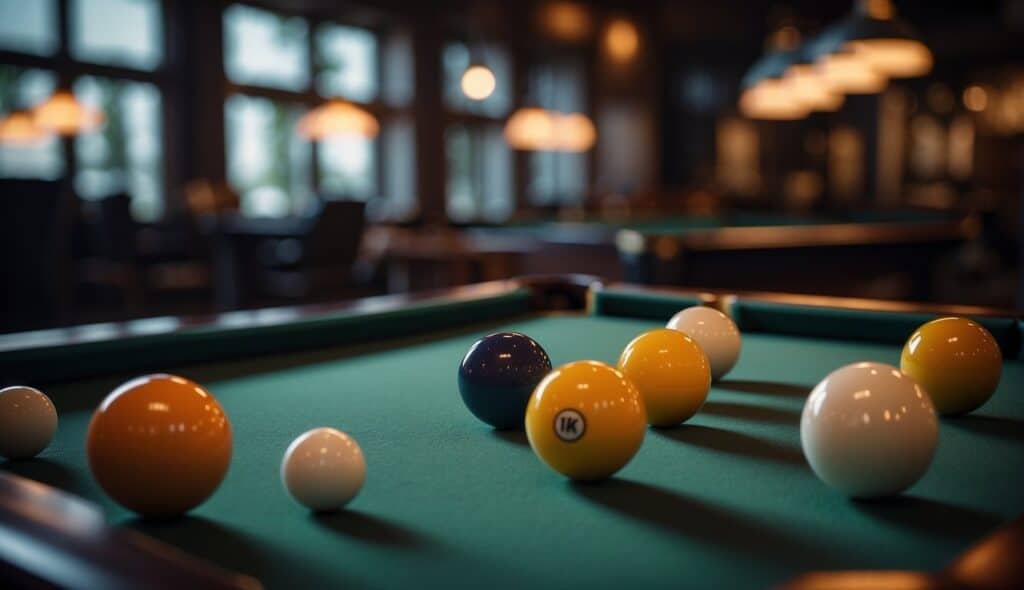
255,200 -> 367,301
78,193 -> 212,316
78,193 -> 146,310
0,179 -> 70,333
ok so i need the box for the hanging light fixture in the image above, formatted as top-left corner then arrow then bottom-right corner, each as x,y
504,107 -> 557,150
603,18 -> 640,64
739,49 -> 810,120
32,89 -> 104,135
810,0 -> 930,88
461,64 -> 497,101
297,99 -> 379,140
783,43 -> 845,112
815,51 -> 888,94
554,112 -> 596,151
841,0 -> 931,78
0,110 -> 51,145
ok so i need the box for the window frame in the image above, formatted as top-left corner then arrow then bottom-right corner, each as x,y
0,0 -> 173,217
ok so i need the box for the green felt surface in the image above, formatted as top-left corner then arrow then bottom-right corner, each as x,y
3,312 -> 1023,590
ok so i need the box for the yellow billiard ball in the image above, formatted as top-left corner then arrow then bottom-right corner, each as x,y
617,328 -> 711,427
900,317 -> 1002,416
525,361 -> 646,480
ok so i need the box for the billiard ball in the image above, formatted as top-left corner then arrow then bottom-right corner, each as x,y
0,386 -> 58,460
800,362 -> 938,498
525,361 -> 646,480
458,332 -> 552,429
86,374 -> 232,518
281,427 -> 366,511
666,306 -> 741,381
900,317 -> 1002,416
617,328 -> 711,427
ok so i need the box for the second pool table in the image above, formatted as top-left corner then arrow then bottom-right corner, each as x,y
0,276 -> 1021,589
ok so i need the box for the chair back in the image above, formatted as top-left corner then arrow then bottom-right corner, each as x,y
84,193 -> 136,261
0,179 -> 67,332
303,200 -> 366,268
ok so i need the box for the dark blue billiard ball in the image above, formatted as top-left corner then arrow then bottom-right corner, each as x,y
458,332 -> 552,429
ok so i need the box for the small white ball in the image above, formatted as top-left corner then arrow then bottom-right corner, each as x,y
801,362 -> 938,498
666,306 -> 741,381
0,386 -> 58,460
281,427 -> 366,511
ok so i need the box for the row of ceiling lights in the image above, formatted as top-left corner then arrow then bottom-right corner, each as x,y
0,75 -> 598,153
741,0 -> 933,120
0,90 -> 105,142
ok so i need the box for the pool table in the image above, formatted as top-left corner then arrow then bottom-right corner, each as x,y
468,211 -> 973,299
1,276 -> 1022,590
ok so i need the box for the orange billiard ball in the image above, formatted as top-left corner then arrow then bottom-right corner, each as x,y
87,374 -> 232,518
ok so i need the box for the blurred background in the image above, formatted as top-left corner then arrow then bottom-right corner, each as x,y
0,0 -> 1021,334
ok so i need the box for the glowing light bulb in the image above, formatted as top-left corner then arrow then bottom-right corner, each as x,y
604,19 -> 639,63
461,65 -> 496,101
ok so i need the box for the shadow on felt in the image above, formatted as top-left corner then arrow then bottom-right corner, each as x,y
125,515 -> 269,580
715,379 -> 811,398
312,510 -> 431,549
851,496 -> 1002,538
701,400 -> 800,425
570,478 -> 842,568
655,424 -> 806,466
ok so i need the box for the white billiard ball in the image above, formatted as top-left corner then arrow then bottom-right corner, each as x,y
0,386 -> 58,460
666,306 -> 741,381
281,427 -> 366,511
801,362 -> 938,498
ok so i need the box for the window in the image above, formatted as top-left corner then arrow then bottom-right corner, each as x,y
318,135 -> 376,199
70,0 -> 163,70
74,76 -> 164,220
446,124 -> 513,222
224,4 -> 309,91
0,67 -> 62,179
223,4 -> 404,218
377,116 -> 416,219
316,23 -> 377,102
315,23 -> 379,200
225,94 -> 312,217
443,40 -> 514,222
528,59 -> 589,206
0,0 -> 58,56
0,0 -> 165,219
